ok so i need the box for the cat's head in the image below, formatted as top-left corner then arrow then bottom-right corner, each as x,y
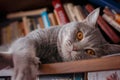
57,8 -> 120,61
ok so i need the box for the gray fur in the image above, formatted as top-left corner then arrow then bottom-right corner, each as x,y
0,8 -> 120,80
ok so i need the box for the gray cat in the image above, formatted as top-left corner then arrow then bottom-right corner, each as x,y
0,8 -> 120,80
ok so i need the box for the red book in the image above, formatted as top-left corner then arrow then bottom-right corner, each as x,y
52,0 -> 69,25
85,4 -> 120,43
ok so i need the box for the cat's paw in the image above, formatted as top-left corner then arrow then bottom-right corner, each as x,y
12,64 -> 38,80
12,57 -> 40,80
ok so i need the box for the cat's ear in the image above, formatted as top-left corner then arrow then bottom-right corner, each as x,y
0,52 -> 13,69
85,8 -> 100,26
101,44 -> 120,55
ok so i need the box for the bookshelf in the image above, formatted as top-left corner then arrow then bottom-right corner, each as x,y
0,0 -> 120,79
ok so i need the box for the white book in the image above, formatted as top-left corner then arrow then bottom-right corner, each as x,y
88,70 -> 120,80
102,14 -> 120,32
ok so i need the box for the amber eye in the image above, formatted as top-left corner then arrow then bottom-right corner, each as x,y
86,49 -> 95,55
76,31 -> 83,40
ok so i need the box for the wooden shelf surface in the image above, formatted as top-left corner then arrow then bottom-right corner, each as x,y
39,56 -> 120,75
0,56 -> 120,76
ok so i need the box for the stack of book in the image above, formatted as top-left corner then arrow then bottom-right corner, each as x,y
0,0 -> 120,45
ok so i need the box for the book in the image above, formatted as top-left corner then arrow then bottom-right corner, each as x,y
18,21 -> 26,36
88,0 -> 120,13
30,18 -> 39,30
48,13 -> 58,26
22,16 -> 31,35
88,70 -> 120,80
10,21 -> 22,38
73,5 -> 85,22
103,7 -> 115,19
28,18 -> 36,31
112,10 -> 120,25
37,17 -> 45,29
38,73 -> 84,80
85,4 -> 120,43
0,68 -> 13,77
5,23 -> 11,44
52,0 -> 69,25
63,3 -> 72,22
102,14 -> 120,32
103,7 -> 120,25
66,3 -> 77,21
115,14 -> 120,25
54,9 -> 60,25
40,11 -> 51,28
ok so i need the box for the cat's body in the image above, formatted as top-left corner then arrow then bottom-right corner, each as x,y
0,8 -> 120,80
10,26 -> 62,64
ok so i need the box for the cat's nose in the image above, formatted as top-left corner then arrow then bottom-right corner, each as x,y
73,44 -> 78,51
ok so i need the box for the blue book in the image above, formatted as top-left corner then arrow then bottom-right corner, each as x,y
40,11 -> 51,28
88,0 -> 120,13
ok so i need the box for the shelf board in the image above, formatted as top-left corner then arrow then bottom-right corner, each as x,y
0,56 -> 120,76
39,56 -> 120,75
7,8 -> 47,19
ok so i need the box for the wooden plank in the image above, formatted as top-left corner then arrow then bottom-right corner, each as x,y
0,56 -> 120,76
7,8 -> 47,19
39,56 -> 120,75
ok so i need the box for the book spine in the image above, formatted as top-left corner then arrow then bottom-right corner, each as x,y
103,7 -> 115,19
115,14 -> 120,25
18,22 -> 25,36
22,17 -> 31,35
40,11 -> 51,28
102,14 -> 120,32
73,5 -> 85,22
48,13 -> 58,26
54,10 -> 60,25
85,4 -> 120,43
63,3 -> 72,22
52,0 -> 69,25
37,17 -> 45,29
66,3 -> 77,21
88,0 -> 120,13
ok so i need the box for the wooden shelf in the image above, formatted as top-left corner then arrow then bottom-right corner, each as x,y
39,56 -> 120,75
7,8 -> 47,19
0,56 -> 120,76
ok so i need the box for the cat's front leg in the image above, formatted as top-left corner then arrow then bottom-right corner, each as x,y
12,51 -> 40,80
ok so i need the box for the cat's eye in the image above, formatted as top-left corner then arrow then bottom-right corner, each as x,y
76,31 -> 83,40
86,49 -> 95,55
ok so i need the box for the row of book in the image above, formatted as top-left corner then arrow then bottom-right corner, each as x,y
0,0 -> 120,45
0,70 -> 120,80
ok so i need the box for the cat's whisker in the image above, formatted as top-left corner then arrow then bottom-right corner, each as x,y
67,40 -> 72,46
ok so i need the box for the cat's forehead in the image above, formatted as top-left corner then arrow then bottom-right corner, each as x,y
64,22 -> 94,32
